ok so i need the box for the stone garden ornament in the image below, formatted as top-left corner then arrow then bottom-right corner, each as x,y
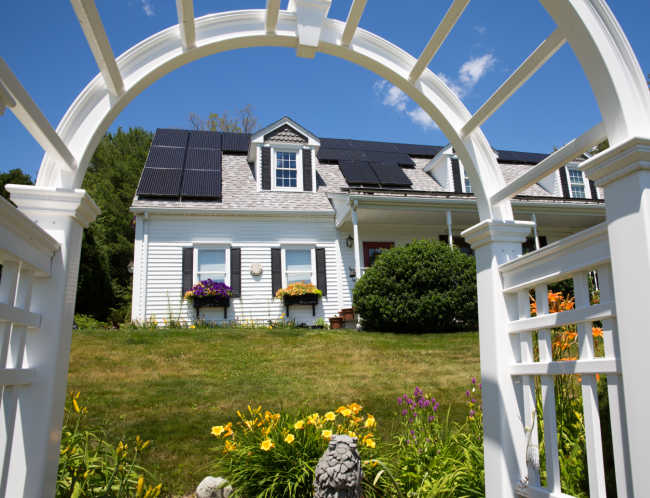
314,434 -> 363,498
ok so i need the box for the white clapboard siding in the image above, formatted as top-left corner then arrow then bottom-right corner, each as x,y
139,215 -> 345,324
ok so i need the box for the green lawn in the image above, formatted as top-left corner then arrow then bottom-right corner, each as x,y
68,327 -> 480,495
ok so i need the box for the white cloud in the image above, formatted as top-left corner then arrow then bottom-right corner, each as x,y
383,85 -> 408,112
141,0 -> 155,16
474,25 -> 487,35
407,108 -> 437,129
374,81 -> 438,130
459,54 -> 496,87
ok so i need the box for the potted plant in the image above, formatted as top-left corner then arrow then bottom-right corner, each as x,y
184,279 -> 232,318
275,282 -> 322,316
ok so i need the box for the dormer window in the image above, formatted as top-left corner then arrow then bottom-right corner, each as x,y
275,150 -> 299,189
463,169 -> 472,193
567,166 -> 586,198
249,117 -> 319,193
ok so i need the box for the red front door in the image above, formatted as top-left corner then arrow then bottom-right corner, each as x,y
363,242 -> 394,267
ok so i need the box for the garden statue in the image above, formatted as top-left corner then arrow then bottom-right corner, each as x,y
314,434 -> 363,498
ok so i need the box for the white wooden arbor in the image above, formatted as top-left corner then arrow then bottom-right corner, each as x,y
0,1 -> 649,496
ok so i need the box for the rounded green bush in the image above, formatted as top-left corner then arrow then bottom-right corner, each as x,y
353,239 -> 477,333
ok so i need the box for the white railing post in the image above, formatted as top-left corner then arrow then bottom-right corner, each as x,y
5,185 -> 99,497
462,220 -> 533,497
581,137 -> 650,497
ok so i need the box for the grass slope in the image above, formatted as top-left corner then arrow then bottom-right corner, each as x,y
68,327 -> 479,495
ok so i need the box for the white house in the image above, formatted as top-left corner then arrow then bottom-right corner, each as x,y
130,116 -> 605,325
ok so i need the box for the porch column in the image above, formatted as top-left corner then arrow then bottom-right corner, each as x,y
351,200 -> 361,279
531,213 -> 540,250
5,185 -> 100,497
581,137 -> 650,497
446,210 -> 453,247
462,220 -> 533,498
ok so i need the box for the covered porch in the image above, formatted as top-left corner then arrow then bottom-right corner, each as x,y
330,191 -> 607,282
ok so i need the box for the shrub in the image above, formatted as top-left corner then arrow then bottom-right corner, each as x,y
353,240 -> 477,332
57,392 -> 162,497
211,403 -> 388,497
74,314 -> 108,330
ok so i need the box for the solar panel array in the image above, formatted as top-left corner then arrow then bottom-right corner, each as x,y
318,138 -> 426,188
136,129 -> 224,200
136,127 -> 550,198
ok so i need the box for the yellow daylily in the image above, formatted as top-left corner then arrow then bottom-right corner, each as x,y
340,408 -> 352,418
211,425 -> 226,437
348,402 -> 363,415
322,429 -> 333,440
224,440 -> 237,452
284,433 -> 295,444
364,414 -> 376,428
294,420 -> 305,430
324,411 -> 336,421
260,438 -> 275,451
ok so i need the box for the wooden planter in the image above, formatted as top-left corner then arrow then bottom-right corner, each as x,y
282,293 -> 320,316
192,295 -> 230,319
339,308 -> 354,321
329,317 -> 344,329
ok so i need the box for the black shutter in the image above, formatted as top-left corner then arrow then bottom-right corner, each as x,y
261,147 -> 271,190
451,158 -> 462,193
182,247 -> 193,296
589,180 -> 598,200
230,248 -> 241,297
539,236 -> 548,247
315,248 -> 327,297
271,248 -> 282,297
303,149 -> 313,192
559,167 -> 570,198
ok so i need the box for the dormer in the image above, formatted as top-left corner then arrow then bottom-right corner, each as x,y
423,144 -> 478,193
248,117 -> 320,193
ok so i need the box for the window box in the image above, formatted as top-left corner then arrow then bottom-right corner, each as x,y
282,293 -> 319,307
192,295 -> 230,319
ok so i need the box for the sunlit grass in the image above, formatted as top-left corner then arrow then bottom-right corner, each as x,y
68,327 -> 479,495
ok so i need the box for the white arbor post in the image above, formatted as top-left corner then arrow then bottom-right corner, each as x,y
351,200 -> 361,279
581,137 -> 650,497
462,220 -> 533,497
5,185 -> 99,497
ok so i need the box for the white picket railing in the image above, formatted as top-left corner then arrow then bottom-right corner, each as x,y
0,197 -> 59,496
499,222 -> 629,498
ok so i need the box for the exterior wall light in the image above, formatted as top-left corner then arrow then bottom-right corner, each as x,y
346,235 -> 354,248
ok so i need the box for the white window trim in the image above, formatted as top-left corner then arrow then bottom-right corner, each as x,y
460,163 -> 472,193
271,144 -> 303,192
566,164 -> 589,199
281,245 -> 316,288
193,245 -> 231,287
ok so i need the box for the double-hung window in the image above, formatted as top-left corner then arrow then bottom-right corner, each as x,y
463,170 -> 472,193
567,167 -> 586,198
283,248 -> 314,286
195,247 -> 229,285
272,147 -> 303,191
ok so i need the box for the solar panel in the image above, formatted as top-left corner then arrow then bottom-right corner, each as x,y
316,148 -> 345,162
181,170 -> 221,199
188,130 -> 221,149
152,129 -> 188,147
370,162 -> 412,186
185,148 -> 221,171
394,143 -> 442,157
319,138 -> 351,149
136,168 -> 183,197
221,132 -> 251,152
346,139 -> 399,153
338,161 -> 380,185
145,146 -> 186,169
497,150 -> 547,164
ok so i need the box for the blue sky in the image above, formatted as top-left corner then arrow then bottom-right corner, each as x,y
1,1 -> 648,180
